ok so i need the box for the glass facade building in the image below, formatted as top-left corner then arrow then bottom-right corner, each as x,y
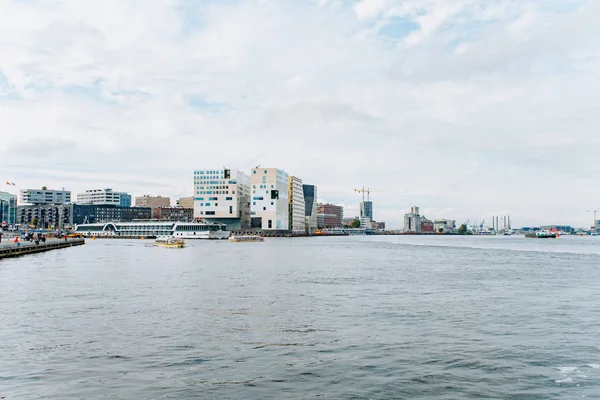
72,205 -> 151,225
0,191 -> 17,226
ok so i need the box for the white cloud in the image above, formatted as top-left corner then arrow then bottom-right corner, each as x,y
0,0 -> 599,228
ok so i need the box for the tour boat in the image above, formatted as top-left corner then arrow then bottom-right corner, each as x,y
155,237 -> 185,248
227,235 -> 264,243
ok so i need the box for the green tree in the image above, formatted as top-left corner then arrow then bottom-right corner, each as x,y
351,219 -> 361,228
438,228 -> 444,233
32,218 -> 39,228
458,223 -> 468,235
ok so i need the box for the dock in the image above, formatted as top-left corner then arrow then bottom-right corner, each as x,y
0,238 -> 85,259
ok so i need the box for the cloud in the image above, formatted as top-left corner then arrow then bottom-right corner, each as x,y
0,0 -> 598,228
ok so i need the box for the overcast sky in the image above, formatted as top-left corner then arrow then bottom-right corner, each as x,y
1,0 -> 599,229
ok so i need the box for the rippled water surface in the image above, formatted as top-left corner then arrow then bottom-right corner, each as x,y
1,235 -> 600,399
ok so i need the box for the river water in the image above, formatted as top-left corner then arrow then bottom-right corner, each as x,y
1,235 -> 599,399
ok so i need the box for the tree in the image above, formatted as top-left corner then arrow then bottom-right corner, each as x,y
458,223 -> 468,235
351,219 -> 361,228
438,228 -> 444,233
32,218 -> 39,228
42,186 -> 48,190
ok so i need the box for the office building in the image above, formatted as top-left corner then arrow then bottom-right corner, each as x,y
16,204 -> 73,229
135,195 -> 171,208
153,207 -> 194,222
0,191 -> 17,226
77,189 -> 132,207
176,197 -> 194,209
360,201 -> 373,220
317,203 -> 343,228
20,187 -> 71,205
72,204 -> 151,225
288,176 -> 306,233
250,167 -> 290,231
303,185 -> 318,234
194,168 -> 251,230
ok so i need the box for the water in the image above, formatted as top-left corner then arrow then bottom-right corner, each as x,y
1,235 -> 599,399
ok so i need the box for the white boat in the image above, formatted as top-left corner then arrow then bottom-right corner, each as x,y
228,235 -> 264,243
74,221 -> 230,239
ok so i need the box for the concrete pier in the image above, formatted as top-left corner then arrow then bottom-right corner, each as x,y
0,238 -> 85,259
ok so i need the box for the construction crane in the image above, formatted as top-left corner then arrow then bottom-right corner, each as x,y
587,210 -> 598,229
353,187 -> 371,203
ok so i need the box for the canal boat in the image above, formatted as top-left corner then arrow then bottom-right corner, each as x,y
154,237 -> 185,248
228,235 -> 264,243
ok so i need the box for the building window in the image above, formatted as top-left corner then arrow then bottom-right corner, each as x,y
268,219 -> 272,228
263,207 -> 266,211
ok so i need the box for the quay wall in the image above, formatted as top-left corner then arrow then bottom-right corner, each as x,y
0,238 -> 85,259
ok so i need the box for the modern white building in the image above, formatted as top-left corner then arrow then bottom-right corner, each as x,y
76,189 -> 131,207
288,176 -> 306,233
20,188 -> 71,205
250,167 -> 289,231
193,168 -> 251,230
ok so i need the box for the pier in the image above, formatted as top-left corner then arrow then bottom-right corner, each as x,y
0,238 -> 85,259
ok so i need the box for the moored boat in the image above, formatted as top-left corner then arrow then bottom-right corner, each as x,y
228,235 -> 264,243
525,230 -> 557,239
155,237 -> 185,248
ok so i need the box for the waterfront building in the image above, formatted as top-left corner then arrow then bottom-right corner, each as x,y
77,189 -> 132,207
16,204 -> 74,229
0,191 -> 17,226
194,168 -> 251,230
359,217 -> 372,229
20,187 -> 71,205
317,203 -> 343,228
360,201 -> 373,220
135,195 -> 171,208
176,197 -> 194,209
434,219 -> 456,233
153,207 -> 194,222
404,206 -> 434,233
72,204 -> 151,225
250,168 -> 290,231
303,185 -> 318,234
376,221 -> 386,231
288,176 -> 306,233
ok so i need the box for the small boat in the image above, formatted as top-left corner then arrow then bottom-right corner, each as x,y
155,237 -> 185,248
228,235 -> 264,243
525,230 -> 557,239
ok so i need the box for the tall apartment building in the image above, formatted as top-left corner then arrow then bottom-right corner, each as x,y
20,188 -> 71,205
288,176 -> 306,233
193,168 -> 251,230
360,201 -> 373,220
317,203 -> 343,228
135,195 -> 170,208
302,184 -> 318,234
77,189 -> 132,207
250,167 -> 289,231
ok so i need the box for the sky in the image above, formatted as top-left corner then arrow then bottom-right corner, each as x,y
0,0 -> 599,229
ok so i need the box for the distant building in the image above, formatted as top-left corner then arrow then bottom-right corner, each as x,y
135,195 -> 170,208
17,204 -> 73,229
288,176 -> 306,233
251,167 -> 290,231
317,203 -> 343,228
359,217 -> 372,229
360,201 -> 373,220
540,225 -> 574,234
20,188 -> 71,205
0,191 -> 17,226
342,217 -> 357,227
72,204 -> 151,225
77,189 -> 132,207
153,207 -> 194,222
176,197 -> 194,209
193,168 -> 251,230
434,219 -> 456,233
404,206 -> 434,233
376,221 -> 386,231
303,184 -> 318,234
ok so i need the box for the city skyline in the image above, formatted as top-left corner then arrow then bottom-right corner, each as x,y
1,1 -> 599,228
